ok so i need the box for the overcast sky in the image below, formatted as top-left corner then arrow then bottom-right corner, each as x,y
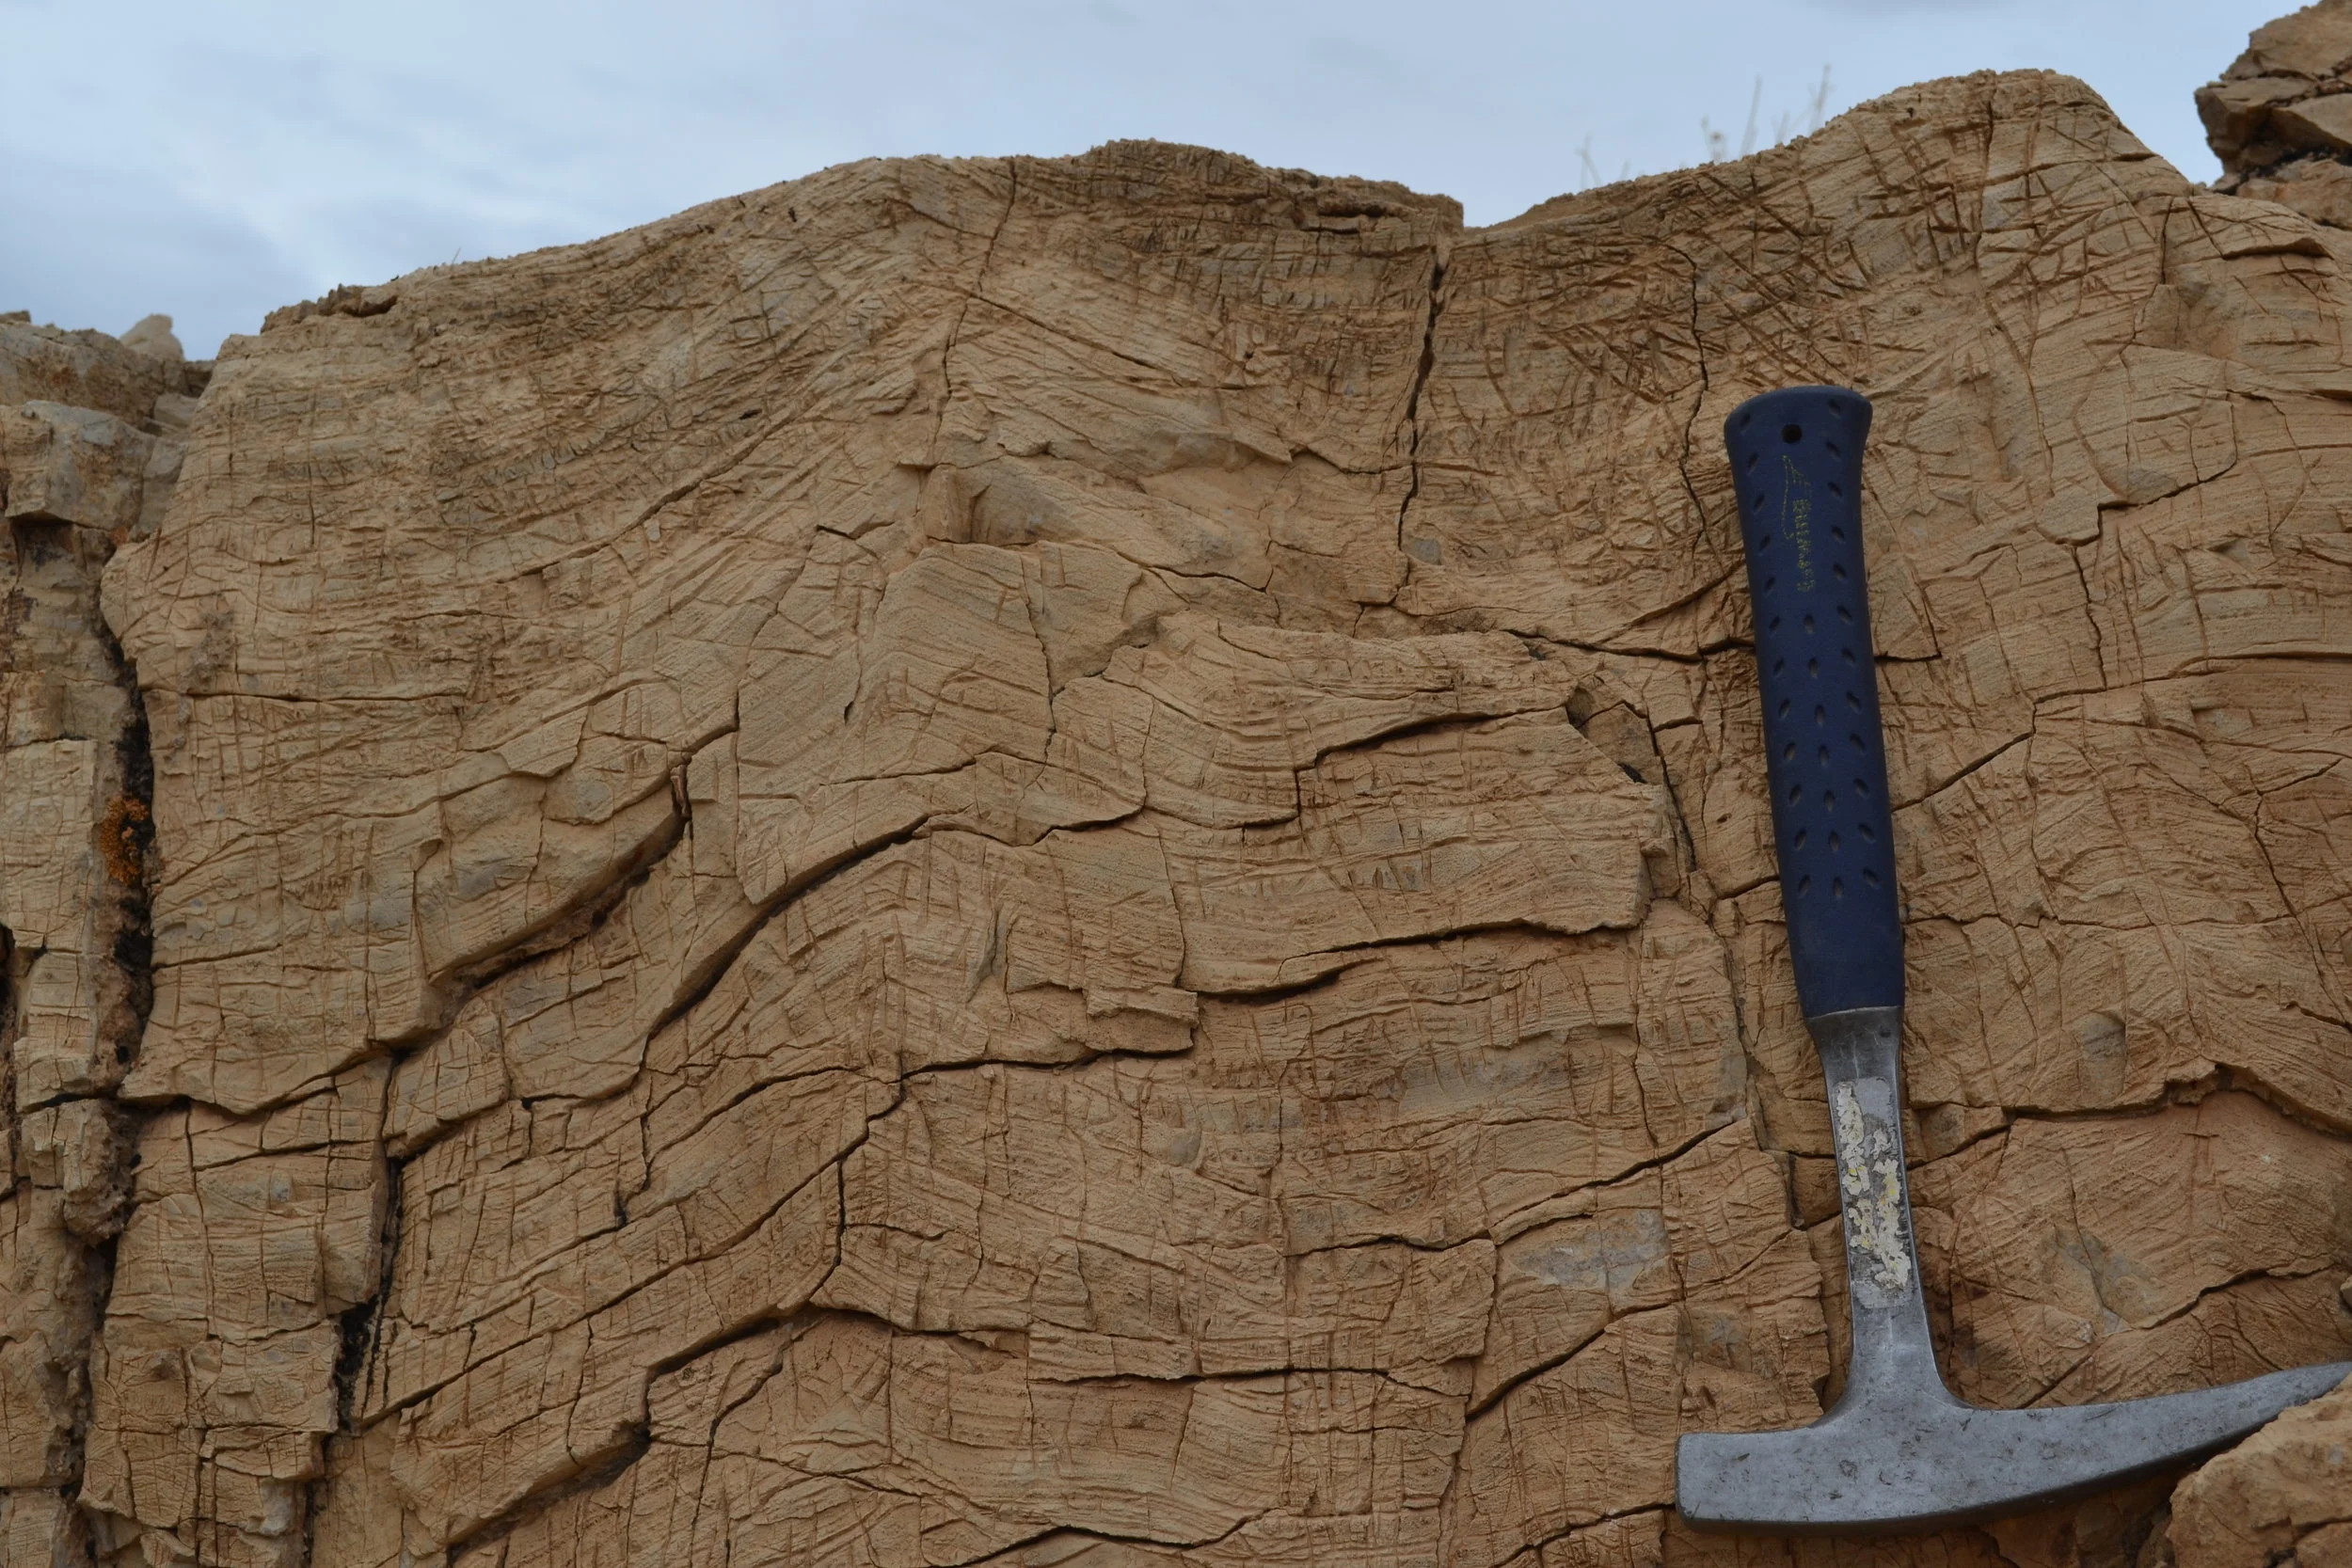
0,0 -> 2281,356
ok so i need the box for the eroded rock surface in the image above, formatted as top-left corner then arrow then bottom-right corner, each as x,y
2201,0 -> 2352,229
3,34 -> 2351,1568
2169,1374 -> 2352,1567
0,312 -> 199,1566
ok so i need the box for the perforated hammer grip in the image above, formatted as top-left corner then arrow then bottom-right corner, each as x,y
1725,387 -> 1901,1020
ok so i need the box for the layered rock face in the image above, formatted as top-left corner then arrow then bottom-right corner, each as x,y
2201,0 -> 2352,225
4,46 -> 2352,1568
0,311 -> 199,1568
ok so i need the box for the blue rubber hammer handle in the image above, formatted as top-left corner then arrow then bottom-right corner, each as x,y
1724,387 -> 1901,1020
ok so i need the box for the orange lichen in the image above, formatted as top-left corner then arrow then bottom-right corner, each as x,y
99,794 -> 148,886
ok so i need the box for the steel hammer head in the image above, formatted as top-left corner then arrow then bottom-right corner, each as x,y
1677,1361 -> 2352,1533
1667,1008 -> 2352,1533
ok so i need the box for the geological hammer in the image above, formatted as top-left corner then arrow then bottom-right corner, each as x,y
1675,386 -> 2352,1533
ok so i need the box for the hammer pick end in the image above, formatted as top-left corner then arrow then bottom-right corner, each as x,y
1676,1360 -> 2352,1534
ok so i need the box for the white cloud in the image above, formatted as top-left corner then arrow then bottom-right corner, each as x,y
0,0 -> 2278,356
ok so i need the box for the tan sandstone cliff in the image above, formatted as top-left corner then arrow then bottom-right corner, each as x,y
4,14 -> 2352,1568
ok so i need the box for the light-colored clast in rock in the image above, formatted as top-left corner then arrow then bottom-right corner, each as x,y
0,13 -> 2346,1568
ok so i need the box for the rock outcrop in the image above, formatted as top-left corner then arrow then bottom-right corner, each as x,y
5,23 -> 2352,1568
0,313 -> 200,1565
2201,0 -> 2352,228
2169,1372 -> 2352,1568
